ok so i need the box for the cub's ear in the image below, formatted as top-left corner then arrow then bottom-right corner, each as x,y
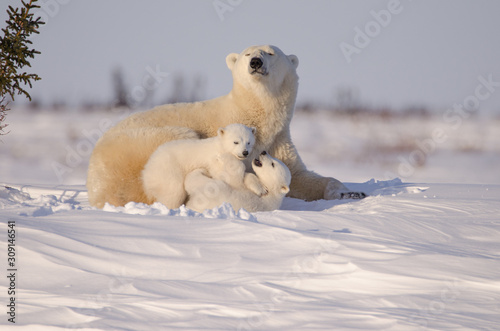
281,185 -> 290,194
226,53 -> 239,70
251,127 -> 257,135
288,54 -> 299,69
217,128 -> 225,136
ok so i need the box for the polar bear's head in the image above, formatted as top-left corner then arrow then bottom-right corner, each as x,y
217,123 -> 256,160
226,45 -> 299,94
252,151 -> 291,195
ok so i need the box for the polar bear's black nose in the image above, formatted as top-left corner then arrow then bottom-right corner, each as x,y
242,150 -> 249,157
250,57 -> 263,69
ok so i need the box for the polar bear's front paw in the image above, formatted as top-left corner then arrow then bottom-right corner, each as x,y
244,173 -> 268,196
324,180 -> 366,200
253,186 -> 269,197
340,192 -> 367,199
248,182 -> 268,197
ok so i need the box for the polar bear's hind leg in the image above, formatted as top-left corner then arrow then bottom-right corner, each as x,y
87,126 -> 199,208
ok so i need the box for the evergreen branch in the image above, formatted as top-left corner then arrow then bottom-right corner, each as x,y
0,0 -> 44,101
0,0 -> 44,135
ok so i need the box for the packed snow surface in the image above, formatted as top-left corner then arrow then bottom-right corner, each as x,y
1,109 -> 500,330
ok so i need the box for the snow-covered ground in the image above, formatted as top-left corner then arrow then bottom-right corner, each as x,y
1,108 -> 500,330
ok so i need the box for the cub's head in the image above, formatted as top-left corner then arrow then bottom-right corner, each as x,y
217,123 -> 256,160
252,151 -> 291,195
225,45 -> 299,93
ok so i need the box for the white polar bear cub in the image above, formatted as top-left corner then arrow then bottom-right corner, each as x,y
185,151 -> 292,213
142,123 -> 257,209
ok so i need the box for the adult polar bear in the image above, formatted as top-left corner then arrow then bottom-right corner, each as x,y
87,45 -> 364,208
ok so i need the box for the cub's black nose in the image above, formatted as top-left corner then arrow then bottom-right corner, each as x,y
260,151 -> 267,155
250,57 -> 263,69
242,150 -> 249,157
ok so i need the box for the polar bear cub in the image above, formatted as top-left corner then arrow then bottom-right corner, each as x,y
142,123 -> 257,209
185,151 -> 292,212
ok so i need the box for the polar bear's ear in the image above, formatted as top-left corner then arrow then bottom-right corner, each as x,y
226,53 -> 239,70
281,185 -> 290,194
250,127 -> 257,135
288,54 -> 299,69
217,127 -> 225,136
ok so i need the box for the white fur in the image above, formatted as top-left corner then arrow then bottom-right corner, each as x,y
142,124 -> 255,209
185,152 -> 291,212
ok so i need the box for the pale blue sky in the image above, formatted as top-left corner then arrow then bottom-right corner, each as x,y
3,0 -> 500,113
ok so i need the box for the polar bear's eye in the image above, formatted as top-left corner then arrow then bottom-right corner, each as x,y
245,53 -> 250,56
271,162 -> 275,168
234,141 -> 239,145
268,53 -> 274,56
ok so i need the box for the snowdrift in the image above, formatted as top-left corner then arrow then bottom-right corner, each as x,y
1,179 -> 499,330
